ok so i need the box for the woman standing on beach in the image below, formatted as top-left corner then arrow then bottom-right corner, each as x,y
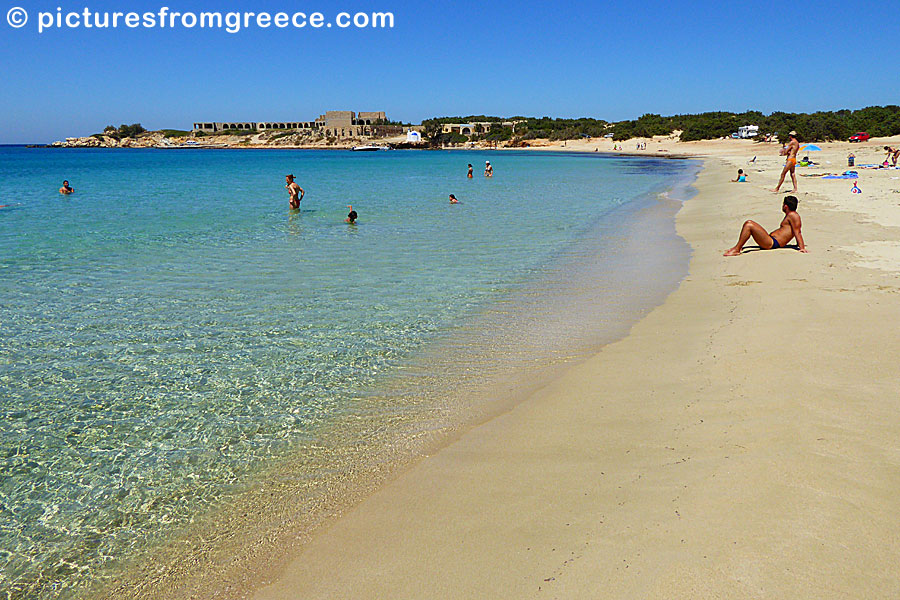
772,131 -> 800,193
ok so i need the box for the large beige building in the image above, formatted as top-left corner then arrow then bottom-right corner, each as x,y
192,111 -> 388,138
315,111 -> 387,137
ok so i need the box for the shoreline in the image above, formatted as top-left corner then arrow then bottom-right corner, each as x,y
26,144 -> 694,159
24,132 -> 899,170
246,144 -> 900,598
94,155 -> 700,600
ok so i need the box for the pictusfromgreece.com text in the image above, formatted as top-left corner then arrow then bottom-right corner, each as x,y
5,6 -> 395,34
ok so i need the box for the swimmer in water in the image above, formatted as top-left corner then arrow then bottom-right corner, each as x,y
285,174 -> 305,209
346,205 -> 358,223
449,194 -> 459,204
467,164 -> 473,178
59,180 -> 74,195
484,161 -> 493,177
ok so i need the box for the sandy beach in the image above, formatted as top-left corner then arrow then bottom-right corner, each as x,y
7,0 -> 900,595
246,138 -> 900,599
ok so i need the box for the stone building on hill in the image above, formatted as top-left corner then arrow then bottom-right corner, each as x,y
192,110 -> 389,138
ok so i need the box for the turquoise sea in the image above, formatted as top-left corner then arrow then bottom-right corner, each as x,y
0,147 -> 698,599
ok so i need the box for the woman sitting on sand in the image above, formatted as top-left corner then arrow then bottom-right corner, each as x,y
723,196 -> 807,256
732,169 -> 748,183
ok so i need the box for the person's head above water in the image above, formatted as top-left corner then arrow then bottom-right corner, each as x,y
783,195 -> 798,212
449,194 -> 459,203
346,205 -> 357,223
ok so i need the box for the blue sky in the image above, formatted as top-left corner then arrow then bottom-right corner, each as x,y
1,0 -> 898,143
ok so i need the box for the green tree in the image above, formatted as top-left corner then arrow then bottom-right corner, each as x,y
118,123 -> 146,138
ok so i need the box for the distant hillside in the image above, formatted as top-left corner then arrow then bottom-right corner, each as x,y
50,123 -> 411,149
424,106 -> 900,144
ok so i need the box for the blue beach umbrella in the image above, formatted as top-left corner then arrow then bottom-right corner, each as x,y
800,144 -> 822,152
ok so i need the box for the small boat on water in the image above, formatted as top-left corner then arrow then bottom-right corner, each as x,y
351,144 -> 391,151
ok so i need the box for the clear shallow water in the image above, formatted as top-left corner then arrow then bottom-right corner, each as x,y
0,147 -> 696,598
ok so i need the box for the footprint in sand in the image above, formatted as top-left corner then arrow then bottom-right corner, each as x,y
726,280 -> 762,286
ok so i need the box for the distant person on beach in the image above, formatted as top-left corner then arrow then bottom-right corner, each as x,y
59,180 -> 74,195
885,146 -> 899,167
285,174 -> 304,209
345,205 -> 357,223
449,194 -> 459,204
723,195 -> 807,256
484,161 -> 493,177
772,131 -> 800,193
732,169 -> 748,182
467,164 -> 473,178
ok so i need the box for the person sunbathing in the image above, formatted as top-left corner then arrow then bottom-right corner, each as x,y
724,195 -> 807,256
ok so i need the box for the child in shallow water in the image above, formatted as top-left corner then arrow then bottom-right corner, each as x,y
345,205 -> 357,223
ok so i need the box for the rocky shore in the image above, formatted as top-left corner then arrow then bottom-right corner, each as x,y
47,129 -> 416,149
